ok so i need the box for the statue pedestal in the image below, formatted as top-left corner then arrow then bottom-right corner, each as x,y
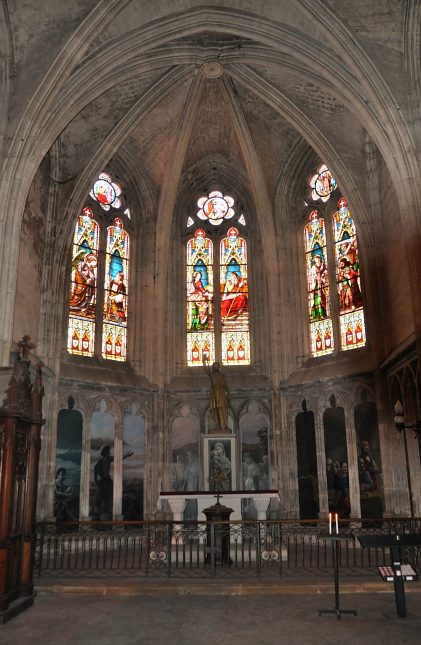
208,426 -> 230,434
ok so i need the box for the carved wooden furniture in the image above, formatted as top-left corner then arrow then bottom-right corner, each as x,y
0,337 -> 44,624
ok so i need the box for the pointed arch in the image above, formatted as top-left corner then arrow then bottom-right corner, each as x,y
67,171 -> 131,361
220,227 -> 250,365
102,217 -> 130,361
304,210 -> 333,356
333,198 -> 366,350
67,207 -> 99,356
186,228 -> 214,366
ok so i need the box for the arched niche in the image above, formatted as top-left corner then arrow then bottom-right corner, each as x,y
90,399 -> 115,519
122,402 -> 145,520
239,400 -> 270,519
239,400 -> 269,487
354,390 -> 383,519
171,403 -> 200,520
295,400 -> 319,520
324,394 -> 350,518
54,396 -> 83,520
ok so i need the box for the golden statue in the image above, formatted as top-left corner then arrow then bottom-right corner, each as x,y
203,357 -> 229,432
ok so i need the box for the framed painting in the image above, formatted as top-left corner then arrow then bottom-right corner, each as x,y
203,435 -> 236,492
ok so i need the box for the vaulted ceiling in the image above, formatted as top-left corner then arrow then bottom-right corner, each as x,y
3,0 -> 416,227
1,1 -> 420,374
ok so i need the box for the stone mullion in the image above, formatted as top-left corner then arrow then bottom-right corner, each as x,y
314,406 -> 328,518
80,408 -> 92,520
374,369 -> 403,516
323,202 -> 341,354
113,408 -> 123,519
144,391 -> 164,518
280,398 -> 299,518
270,389 -> 282,495
343,401 -> 361,519
37,372 -> 58,521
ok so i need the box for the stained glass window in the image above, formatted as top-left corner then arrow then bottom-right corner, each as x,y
310,164 -> 337,203
102,217 -> 129,361
187,229 -> 215,366
197,191 -> 235,226
333,198 -> 366,350
186,191 -> 251,366
67,207 -> 99,356
90,172 -> 123,211
68,171 -> 130,361
304,210 -> 334,356
220,227 -> 250,365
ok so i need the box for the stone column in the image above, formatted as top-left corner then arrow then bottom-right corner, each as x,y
344,400 -> 360,519
113,407 -> 123,519
80,409 -> 92,520
315,407 -> 328,517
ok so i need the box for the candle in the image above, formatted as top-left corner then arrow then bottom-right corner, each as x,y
329,513 -> 332,535
335,513 -> 339,535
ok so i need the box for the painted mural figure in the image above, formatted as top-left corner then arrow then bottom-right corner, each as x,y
242,452 -> 260,491
326,459 -> 351,517
259,455 -> 269,489
172,454 -> 186,491
358,457 -> 374,492
336,461 -> 351,517
92,444 -> 133,519
209,442 -> 231,491
203,358 -> 229,431
184,451 -> 199,491
360,441 -> 379,489
54,468 -> 77,521
69,252 -> 97,315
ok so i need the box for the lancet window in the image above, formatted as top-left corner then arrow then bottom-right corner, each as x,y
305,165 -> 366,356
186,191 -> 250,366
67,172 -> 130,361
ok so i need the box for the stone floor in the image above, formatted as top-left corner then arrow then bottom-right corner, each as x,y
1,582 -> 421,645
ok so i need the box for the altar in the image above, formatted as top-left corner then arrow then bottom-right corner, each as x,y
158,490 -> 280,522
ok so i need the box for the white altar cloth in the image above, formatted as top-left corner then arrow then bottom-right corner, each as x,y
158,490 -> 280,522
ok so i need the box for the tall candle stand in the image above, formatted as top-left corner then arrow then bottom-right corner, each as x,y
318,514 -> 357,620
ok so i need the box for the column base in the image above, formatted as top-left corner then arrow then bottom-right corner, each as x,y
0,593 -> 35,625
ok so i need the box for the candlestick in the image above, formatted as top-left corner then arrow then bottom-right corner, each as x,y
329,513 -> 332,535
335,513 -> 339,535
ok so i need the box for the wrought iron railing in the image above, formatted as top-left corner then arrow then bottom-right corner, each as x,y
34,518 -> 421,580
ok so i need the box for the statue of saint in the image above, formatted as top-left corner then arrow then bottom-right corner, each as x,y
203,358 -> 229,432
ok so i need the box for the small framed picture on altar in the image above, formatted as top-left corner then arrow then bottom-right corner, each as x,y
202,436 -> 236,492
